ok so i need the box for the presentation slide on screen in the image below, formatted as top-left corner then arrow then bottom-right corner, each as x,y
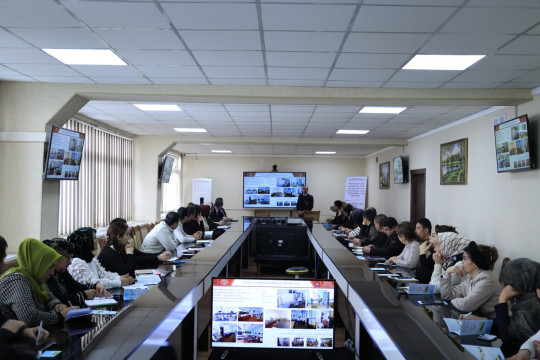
243,172 -> 306,208
212,278 -> 335,350
494,115 -> 530,172
45,127 -> 85,179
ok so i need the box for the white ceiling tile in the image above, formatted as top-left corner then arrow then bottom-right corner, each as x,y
0,0 -> 81,27
225,104 -> 269,112
467,0 -> 540,7
193,51 -> 263,67
229,111 -> 270,118
118,50 -> 195,66
148,77 -> 208,85
7,64 -> 82,77
266,52 -> 336,67
265,32 -> 344,52
0,29 -> 33,48
210,78 -> 267,85
180,31 -> 261,51
134,65 -> 203,77
9,28 -> 105,49
315,106 -> 359,113
0,65 -> 23,76
390,70 -> 460,82
329,69 -> 394,81
61,1 -> 170,29
268,79 -> 325,86
405,106 -> 455,114
261,4 -> 356,31
475,55 -> 540,70
441,7 -> 540,34
336,53 -> 409,69
89,76 -> 152,84
268,67 -> 329,80
499,82 -> 540,88
232,118 -> 270,123
326,80 -> 384,87
36,76 -> 91,83
363,0 -> 464,4
499,35 -> 540,55
507,69 -> 540,82
353,6 -> 456,32
420,34 -> 514,54
69,65 -> 142,77
0,49 -> 61,64
180,103 -> 225,111
95,29 -> 184,50
529,24 -> 540,34
203,66 -> 265,79
262,0 -> 357,3
163,3 -> 258,30
271,105 -> 315,113
343,33 -> 430,53
452,70 -> 526,83
383,82 -> 442,89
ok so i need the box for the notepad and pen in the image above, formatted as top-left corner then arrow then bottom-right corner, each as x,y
443,318 -> 493,336
64,307 -> 92,321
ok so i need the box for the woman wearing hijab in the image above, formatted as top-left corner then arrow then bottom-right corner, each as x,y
0,238 -> 78,327
98,222 -> 170,277
440,241 -> 501,318
67,227 -> 134,289
496,258 -> 540,357
44,238 -> 110,307
428,230 -> 470,293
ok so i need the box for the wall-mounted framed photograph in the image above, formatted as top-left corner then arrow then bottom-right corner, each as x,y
440,138 -> 468,185
379,161 -> 390,189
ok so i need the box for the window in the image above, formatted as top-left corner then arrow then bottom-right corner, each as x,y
58,119 -> 133,235
161,153 -> 181,213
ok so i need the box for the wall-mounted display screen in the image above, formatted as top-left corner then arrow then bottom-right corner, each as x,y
159,156 -> 174,183
243,172 -> 306,209
211,278 -> 335,350
494,114 -> 534,173
393,155 -> 409,184
43,126 -> 85,180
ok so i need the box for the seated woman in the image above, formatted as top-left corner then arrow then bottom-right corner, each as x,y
496,258 -> 540,357
385,221 -> 420,269
428,229 -> 470,293
440,241 -> 501,318
98,222 -> 171,277
184,204 -> 205,235
0,238 -> 77,327
67,227 -> 134,289
44,238 -> 110,306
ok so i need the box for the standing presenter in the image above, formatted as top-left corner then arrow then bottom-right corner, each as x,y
296,185 -> 314,218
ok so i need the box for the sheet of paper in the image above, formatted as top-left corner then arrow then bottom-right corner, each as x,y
136,274 -> 161,285
462,345 -> 504,360
407,283 -> 435,294
85,297 -> 118,307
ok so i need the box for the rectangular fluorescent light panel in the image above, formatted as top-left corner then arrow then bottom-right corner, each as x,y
360,107 -> 406,114
43,49 -> 126,65
134,104 -> 182,111
174,128 -> 207,133
316,151 -> 336,154
402,55 -> 485,70
336,130 -> 370,135
211,150 -> 232,153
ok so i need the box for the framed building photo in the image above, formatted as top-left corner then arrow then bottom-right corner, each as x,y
440,138 -> 468,185
379,161 -> 390,189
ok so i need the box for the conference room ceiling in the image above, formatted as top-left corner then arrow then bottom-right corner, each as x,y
1,0 -> 540,156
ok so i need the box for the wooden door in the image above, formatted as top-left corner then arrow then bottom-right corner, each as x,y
410,169 -> 426,223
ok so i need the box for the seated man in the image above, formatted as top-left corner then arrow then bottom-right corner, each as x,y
326,200 -> 343,224
414,218 -> 434,284
209,198 -> 232,223
362,217 -> 404,259
350,208 -> 378,246
175,207 -> 203,244
141,211 -> 180,253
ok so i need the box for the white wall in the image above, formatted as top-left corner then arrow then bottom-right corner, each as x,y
365,96 -> 540,271
182,155 -> 366,220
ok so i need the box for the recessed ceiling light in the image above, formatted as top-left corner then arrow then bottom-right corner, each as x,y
402,55 -> 485,70
211,150 -> 232,153
174,128 -> 207,133
134,104 -> 182,111
336,129 -> 370,135
42,49 -> 126,65
315,151 -> 336,155
359,107 -> 407,114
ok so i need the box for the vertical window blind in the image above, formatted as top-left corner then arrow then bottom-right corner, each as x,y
58,119 -> 133,235
161,153 -> 181,213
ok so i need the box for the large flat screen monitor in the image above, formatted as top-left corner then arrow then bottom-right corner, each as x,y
211,278 -> 335,350
43,126 -> 85,180
494,114 -> 535,173
243,172 -> 306,209
159,155 -> 174,183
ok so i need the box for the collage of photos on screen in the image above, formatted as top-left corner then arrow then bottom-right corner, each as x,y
244,176 -> 304,207
497,123 -> 529,171
46,137 -> 83,177
212,287 -> 334,349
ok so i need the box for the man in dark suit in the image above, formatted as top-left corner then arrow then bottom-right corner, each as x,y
296,186 -> 314,218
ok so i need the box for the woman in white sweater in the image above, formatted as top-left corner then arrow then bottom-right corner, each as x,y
67,227 -> 134,289
385,221 -> 420,269
440,241 -> 501,318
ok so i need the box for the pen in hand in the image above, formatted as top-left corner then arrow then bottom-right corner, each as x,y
36,320 -> 43,346
462,312 -> 472,320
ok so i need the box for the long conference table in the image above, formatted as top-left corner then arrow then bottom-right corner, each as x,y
82,221 -> 476,360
